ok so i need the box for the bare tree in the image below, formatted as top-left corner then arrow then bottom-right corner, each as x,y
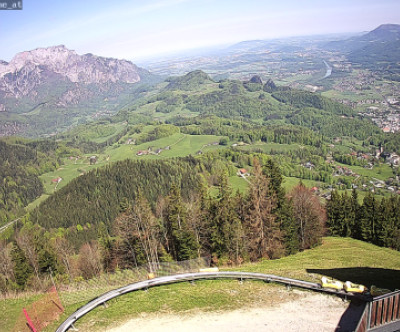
52,236 -> 74,278
77,242 -> 102,279
0,240 -> 15,282
244,158 -> 284,260
113,210 -> 140,269
289,183 -> 326,250
15,230 -> 40,281
131,194 -> 160,271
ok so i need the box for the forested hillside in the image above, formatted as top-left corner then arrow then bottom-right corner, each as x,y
111,71 -> 382,141
1,155 -> 327,291
0,139 -> 61,222
32,158 -> 203,230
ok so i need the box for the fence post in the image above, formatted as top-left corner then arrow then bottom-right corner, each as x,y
367,302 -> 372,330
23,308 -> 37,332
50,267 -> 65,311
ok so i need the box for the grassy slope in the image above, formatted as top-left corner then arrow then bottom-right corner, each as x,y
335,161 -> 394,182
282,176 -> 321,191
233,237 -> 400,290
2,237 -> 399,331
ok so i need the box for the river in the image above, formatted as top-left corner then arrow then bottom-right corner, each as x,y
322,60 -> 332,79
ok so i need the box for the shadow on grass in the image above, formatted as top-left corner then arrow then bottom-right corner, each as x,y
306,267 -> 400,291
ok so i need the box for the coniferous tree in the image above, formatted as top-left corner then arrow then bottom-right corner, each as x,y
263,159 -> 294,254
392,196 -> 400,250
209,176 -> 230,257
15,224 -> 40,281
208,175 -> 242,262
360,192 -> 378,242
326,190 -> 343,236
165,184 -> 198,260
280,199 -> 298,254
341,192 -> 355,238
98,222 -> 115,272
37,239 -> 58,274
11,242 -> 32,289
350,189 -> 361,239
186,180 -> 212,258
377,197 -> 396,248
113,209 -> 143,269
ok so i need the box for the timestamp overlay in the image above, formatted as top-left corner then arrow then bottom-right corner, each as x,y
0,0 -> 22,10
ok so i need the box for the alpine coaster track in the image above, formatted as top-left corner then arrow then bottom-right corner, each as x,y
56,271 -> 370,332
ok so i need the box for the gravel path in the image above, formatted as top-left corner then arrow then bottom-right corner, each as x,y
107,291 -> 351,332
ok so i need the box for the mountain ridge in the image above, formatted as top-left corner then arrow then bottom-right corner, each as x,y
0,45 -> 142,96
0,45 -> 160,136
325,23 -> 400,52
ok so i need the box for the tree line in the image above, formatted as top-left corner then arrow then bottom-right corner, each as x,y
326,190 -> 400,250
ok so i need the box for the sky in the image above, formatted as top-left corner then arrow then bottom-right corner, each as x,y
0,0 -> 400,62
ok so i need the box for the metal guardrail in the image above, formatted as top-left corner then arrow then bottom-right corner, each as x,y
55,271 -> 366,332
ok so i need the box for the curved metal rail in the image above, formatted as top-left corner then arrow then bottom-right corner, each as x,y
56,271 -> 366,332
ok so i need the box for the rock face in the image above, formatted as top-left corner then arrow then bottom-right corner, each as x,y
0,46 -> 155,136
0,45 -> 141,98
263,79 -> 277,93
249,75 -> 262,84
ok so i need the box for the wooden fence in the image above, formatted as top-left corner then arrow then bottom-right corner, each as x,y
356,290 -> 400,332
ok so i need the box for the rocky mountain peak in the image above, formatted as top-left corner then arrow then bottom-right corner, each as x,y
0,45 -> 141,84
0,46 -> 154,136
4,45 -> 75,74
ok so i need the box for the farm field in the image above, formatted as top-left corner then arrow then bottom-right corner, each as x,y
335,161 -> 394,182
282,176 -> 321,191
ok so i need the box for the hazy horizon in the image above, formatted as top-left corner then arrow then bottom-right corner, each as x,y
1,0 -> 400,62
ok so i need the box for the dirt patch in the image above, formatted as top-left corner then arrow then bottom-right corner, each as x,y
107,291 -> 350,332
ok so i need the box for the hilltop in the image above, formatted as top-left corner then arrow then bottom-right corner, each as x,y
326,24 -> 400,52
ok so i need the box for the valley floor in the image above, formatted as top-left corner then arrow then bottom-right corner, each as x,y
105,290 -> 356,332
